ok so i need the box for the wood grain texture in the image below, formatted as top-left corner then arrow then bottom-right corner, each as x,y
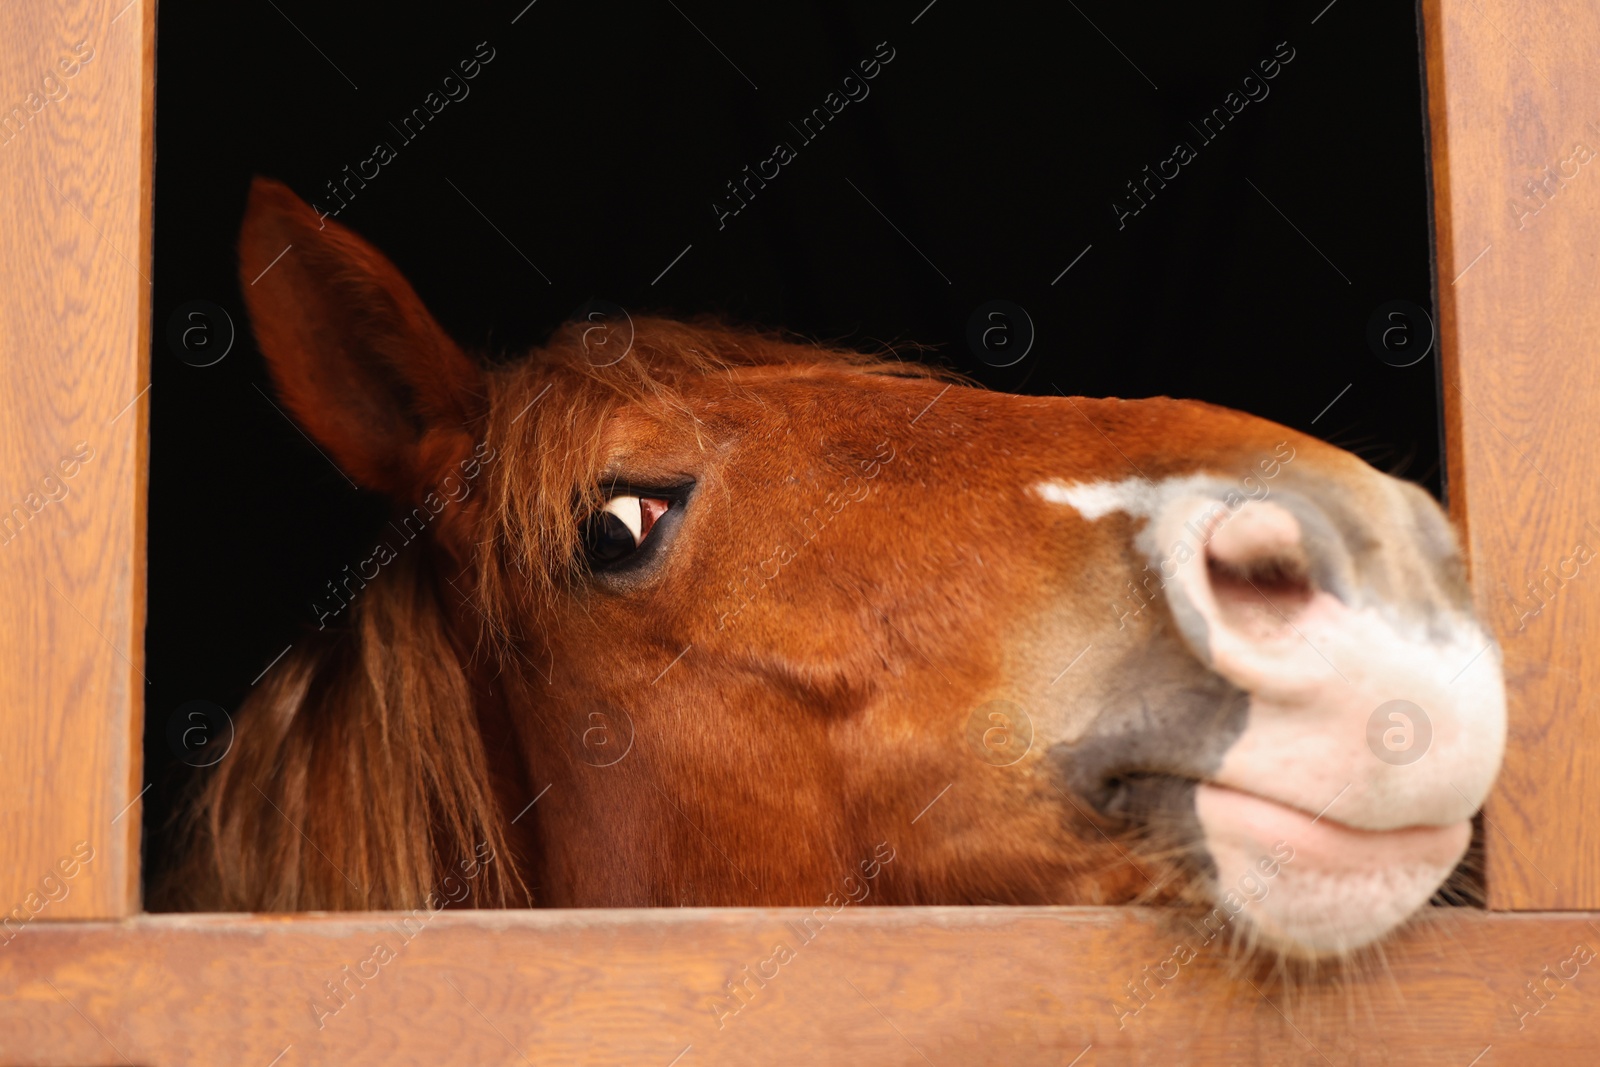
1425,1 -> 1600,908
0,0 -> 152,918
2,907 -> 1598,1065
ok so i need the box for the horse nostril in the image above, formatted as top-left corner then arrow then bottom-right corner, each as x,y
1200,502 -> 1316,636
1205,553 -> 1315,631
1150,493 -> 1356,686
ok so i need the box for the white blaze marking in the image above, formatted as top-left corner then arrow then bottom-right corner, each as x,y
1034,475 -> 1219,521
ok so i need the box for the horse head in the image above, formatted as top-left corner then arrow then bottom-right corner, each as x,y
169,178 -> 1505,960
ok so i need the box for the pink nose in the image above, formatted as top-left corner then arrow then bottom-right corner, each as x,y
1146,490 -> 1504,831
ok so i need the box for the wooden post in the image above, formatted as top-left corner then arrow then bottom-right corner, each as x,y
1426,0 -> 1600,908
0,0 -> 152,918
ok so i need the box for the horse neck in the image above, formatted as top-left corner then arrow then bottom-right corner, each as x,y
164,547 -> 529,911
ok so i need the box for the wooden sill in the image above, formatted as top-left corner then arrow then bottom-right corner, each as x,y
5,906 -> 1598,1065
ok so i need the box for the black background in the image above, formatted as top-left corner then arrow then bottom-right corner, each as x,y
144,0 -> 1441,892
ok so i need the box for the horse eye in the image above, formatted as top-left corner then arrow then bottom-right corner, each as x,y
581,494 -> 670,567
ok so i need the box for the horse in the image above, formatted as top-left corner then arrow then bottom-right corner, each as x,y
159,177 -> 1506,960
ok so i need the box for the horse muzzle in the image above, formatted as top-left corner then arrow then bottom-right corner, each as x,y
1151,483 -> 1507,954
1044,467 -> 1506,957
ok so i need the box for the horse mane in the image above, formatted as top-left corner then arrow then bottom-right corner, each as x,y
157,546 -> 525,911
159,316 -> 936,912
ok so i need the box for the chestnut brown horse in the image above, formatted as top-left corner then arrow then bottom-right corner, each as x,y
162,178 -> 1506,959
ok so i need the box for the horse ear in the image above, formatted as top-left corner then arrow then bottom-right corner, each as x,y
238,177 -> 483,500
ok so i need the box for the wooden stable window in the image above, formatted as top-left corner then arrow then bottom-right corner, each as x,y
2,0 -> 1598,1063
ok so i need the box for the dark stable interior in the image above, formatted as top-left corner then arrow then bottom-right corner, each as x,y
144,0 -> 1440,899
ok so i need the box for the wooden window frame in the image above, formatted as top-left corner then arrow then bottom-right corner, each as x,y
3,0 -> 1597,1061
